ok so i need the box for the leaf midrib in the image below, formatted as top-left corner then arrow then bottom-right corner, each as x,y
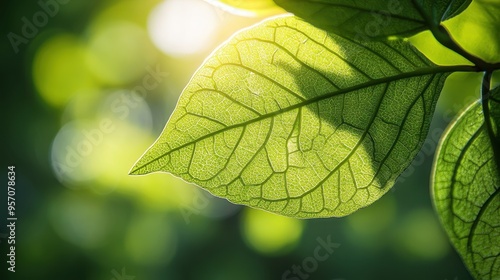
250,76 -> 437,204
130,65 -> 477,174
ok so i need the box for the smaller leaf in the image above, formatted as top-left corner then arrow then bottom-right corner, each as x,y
205,0 -> 285,16
273,0 -> 472,40
432,87 -> 500,280
443,0 -> 500,63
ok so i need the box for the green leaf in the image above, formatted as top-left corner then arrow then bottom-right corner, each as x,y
131,16 -> 472,218
205,0 -> 285,16
443,0 -> 500,63
273,0 -> 472,40
432,88 -> 500,280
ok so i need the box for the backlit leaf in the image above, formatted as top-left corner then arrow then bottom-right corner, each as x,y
432,87 -> 500,280
273,0 -> 472,40
443,0 -> 500,63
205,0 -> 285,16
131,16 -> 473,218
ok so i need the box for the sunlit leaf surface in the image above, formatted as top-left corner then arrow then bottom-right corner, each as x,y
443,0 -> 500,63
432,87 -> 500,280
131,16 -> 472,218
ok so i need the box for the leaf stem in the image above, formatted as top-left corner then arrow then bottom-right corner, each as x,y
431,25 -> 497,71
481,71 -> 500,165
410,0 -> 498,71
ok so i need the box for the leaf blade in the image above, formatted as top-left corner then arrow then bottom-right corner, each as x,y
205,0 -> 285,16
432,90 -> 500,279
272,0 -> 472,40
131,16 -> 470,218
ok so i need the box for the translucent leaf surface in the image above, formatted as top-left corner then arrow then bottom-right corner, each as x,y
443,0 -> 500,63
131,16 -> 472,218
432,87 -> 500,280
273,0 -> 472,40
205,0 -> 285,16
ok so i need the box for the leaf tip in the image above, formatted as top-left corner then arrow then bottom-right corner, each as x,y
128,156 -> 150,176
128,164 -> 143,176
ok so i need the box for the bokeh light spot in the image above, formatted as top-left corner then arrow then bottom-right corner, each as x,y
86,21 -> 156,85
148,0 -> 219,56
241,208 -> 304,255
33,34 -> 96,107
393,209 -> 450,260
51,121 -> 108,186
49,192 -> 110,249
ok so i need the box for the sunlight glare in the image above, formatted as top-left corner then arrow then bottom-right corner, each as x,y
33,34 -> 96,107
147,0 -> 219,56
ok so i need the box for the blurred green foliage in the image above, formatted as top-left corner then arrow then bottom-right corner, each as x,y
2,0 -> 498,279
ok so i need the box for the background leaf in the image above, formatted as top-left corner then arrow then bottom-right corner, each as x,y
442,0 -> 500,63
131,16 -> 470,218
273,0 -> 472,40
205,0 -> 285,16
432,88 -> 500,280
